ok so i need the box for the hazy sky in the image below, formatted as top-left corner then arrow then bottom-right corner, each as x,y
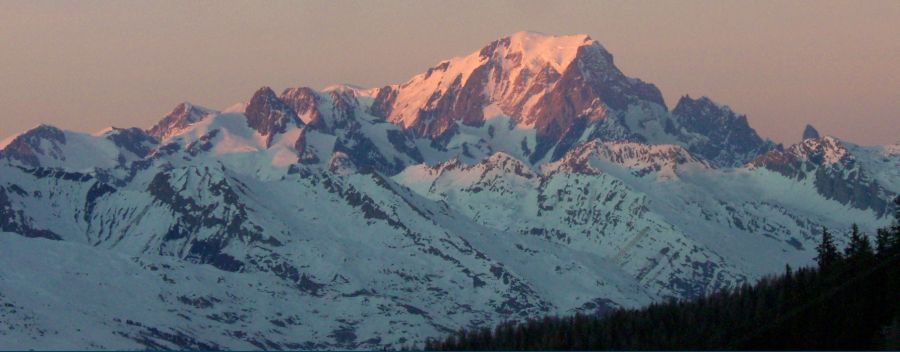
1,0 -> 898,145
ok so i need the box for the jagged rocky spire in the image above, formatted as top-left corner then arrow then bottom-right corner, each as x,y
671,95 -> 773,166
802,124 -> 820,140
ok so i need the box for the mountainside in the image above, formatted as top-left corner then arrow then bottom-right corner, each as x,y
425,217 -> 900,350
0,31 -> 897,350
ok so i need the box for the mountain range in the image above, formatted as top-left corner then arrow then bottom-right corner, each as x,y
0,31 -> 898,350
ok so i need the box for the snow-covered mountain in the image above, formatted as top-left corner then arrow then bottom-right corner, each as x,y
1,31 -> 897,350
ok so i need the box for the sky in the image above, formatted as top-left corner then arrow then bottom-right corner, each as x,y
1,0 -> 898,145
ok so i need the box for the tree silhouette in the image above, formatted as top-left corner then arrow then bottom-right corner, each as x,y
815,227 -> 841,270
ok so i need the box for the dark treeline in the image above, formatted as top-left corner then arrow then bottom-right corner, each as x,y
423,199 -> 900,350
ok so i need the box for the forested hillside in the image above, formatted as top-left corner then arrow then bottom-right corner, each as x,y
424,199 -> 900,350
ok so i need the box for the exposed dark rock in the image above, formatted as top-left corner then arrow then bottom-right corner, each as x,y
185,129 -> 220,157
386,129 -> 424,163
187,238 -> 245,272
333,125 -> 417,175
281,87 -> 328,131
751,138 -> 893,215
672,95 -> 774,166
0,125 -> 66,167
367,86 -> 397,119
329,326 -> 358,344
147,169 -> 283,272
105,127 -> 158,158
411,70 -> 487,139
298,274 -> 326,296
293,127 -> 320,164
84,181 -> 116,221
0,187 -> 62,240
245,87 -> 302,147
329,89 -> 362,130
574,297 -> 619,316
177,295 -> 220,309
147,102 -> 212,141
124,326 -> 221,350
813,164 -> 890,215
802,124 -> 820,140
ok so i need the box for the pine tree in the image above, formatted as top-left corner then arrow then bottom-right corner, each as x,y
894,196 -> 900,223
845,224 -> 874,259
845,224 -> 862,256
876,228 -> 893,257
815,227 -> 841,270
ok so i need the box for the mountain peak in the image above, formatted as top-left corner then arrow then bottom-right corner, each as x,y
102,127 -> 158,158
674,95 -> 733,114
373,31 -> 662,159
491,31 -> 594,74
251,86 -> 278,100
796,135 -> 847,164
280,87 -> 328,130
672,95 -> 773,166
0,124 -> 67,167
147,101 -> 214,141
802,124 -> 820,140
8,123 -> 64,141
245,86 -> 303,147
321,83 -> 378,97
6,124 -> 66,147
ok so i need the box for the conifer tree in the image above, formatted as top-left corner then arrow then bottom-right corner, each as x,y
815,227 -> 841,270
845,224 -> 874,259
876,228 -> 893,257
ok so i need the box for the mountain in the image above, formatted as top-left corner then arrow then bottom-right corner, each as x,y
751,135 -> 895,215
803,124 -> 821,140
148,102 -> 215,141
0,32 -> 897,350
425,218 -> 900,350
671,95 -> 775,166
369,32 -> 666,163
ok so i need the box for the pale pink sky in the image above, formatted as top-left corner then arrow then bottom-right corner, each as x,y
1,0 -> 898,145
